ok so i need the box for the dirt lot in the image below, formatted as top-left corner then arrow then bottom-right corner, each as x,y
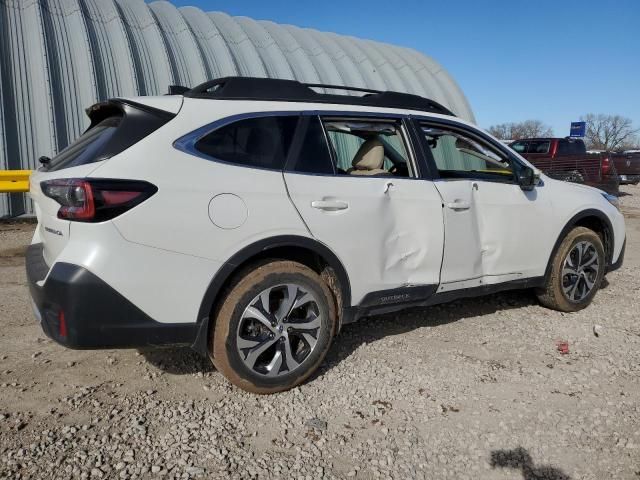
1,186 -> 639,480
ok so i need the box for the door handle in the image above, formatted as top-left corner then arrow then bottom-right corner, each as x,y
311,200 -> 349,211
446,199 -> 471,211
383,181 -> 395,194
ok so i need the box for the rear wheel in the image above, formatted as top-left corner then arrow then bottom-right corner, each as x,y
537,227 -> 605,312
211,261 -> 337,394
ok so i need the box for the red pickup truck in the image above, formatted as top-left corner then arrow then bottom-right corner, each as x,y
611,151 -> 640,185
509,137 -> 619,195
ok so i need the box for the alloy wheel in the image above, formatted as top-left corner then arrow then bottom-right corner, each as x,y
236,284 -> 322,377
561,241 -> 600,303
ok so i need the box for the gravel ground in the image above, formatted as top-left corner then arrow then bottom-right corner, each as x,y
1,186 -> 639,479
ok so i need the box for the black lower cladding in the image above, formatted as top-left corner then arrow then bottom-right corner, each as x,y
26,244 -> 198,349
606,238 -> 625,273
345,277 -> 547,323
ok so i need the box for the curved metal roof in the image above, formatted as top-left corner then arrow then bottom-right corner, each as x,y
0,0 -> 474,216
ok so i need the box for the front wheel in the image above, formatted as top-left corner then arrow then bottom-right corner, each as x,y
211,261 -> 337,394
536,226 -> 606,312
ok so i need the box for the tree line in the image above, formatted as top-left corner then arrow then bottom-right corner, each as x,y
487,114 -> 639,151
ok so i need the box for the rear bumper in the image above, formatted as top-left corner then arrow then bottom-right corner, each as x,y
26,243 -> 199,349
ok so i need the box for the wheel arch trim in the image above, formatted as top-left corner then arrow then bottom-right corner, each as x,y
544,208 -> 614,281
191,235 -> 351,355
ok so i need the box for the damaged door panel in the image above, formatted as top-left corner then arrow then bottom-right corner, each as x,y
285,174 -> 445,305
432,179 -> 484,289
283,115 -> 445,305
472,181 -> 553,280
418,121 -> 553,290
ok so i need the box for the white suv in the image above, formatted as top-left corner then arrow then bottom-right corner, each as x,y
26,77 -> 626,393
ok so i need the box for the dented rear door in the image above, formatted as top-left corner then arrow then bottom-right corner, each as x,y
283,115 -> 444,306
285,174 -> 445,305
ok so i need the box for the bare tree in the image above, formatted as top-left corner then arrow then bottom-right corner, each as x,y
581,114 -> 639,151
487,120 -> 553,140
619,136 -> 640,151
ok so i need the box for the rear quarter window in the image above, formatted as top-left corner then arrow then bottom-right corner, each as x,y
194,116 -> 299,170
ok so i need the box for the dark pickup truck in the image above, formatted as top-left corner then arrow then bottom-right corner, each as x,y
611,151 -> 640,185
509,137 -> 619,195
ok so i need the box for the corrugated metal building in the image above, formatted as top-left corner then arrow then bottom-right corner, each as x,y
0,0 -> 475,217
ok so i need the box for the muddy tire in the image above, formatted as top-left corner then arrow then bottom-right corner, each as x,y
211,261 -> 337,394
536,227 -> 606,312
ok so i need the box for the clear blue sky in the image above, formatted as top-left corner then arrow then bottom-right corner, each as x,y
159,0 -> 640,136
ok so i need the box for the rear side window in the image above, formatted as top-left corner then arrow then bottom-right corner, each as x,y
557,140 -> 568,155
195,116 -> 299,170
322,118 -> 415,178
46,102 -> 174,172
557,140 -> 585,155
569,140 -> 586,155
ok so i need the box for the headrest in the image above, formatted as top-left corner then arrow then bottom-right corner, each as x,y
351,138 -> 384,170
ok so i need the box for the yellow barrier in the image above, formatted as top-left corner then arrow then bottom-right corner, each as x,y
0,170 -> 32,193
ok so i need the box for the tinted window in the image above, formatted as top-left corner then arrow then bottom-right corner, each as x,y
528,140 -> 550,154
557,139 -> 586,155
286,116 -> 334,175
195,116 -> 298,170
47,116 -> 122,171
46,103 -> 175,172
569,140 -> 586,155
557,140 -> 570,155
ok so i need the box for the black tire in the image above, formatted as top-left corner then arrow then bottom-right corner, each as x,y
536,227 -> 606,312
211,260 -> 337,394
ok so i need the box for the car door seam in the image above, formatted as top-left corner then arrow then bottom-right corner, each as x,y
282,171 -> 313,236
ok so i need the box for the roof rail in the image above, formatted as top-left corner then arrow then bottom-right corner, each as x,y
182,77 -> 455,117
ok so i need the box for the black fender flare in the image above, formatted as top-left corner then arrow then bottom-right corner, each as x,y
191,235 -> 351,356
544,208 -> 614,281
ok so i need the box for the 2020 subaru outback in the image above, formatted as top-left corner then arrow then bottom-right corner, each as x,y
26,77 -> 626,393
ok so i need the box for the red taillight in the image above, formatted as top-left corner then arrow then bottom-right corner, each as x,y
58,310 -> 67,338
43,179 -> 96,220
601,157 -> 611,175
41,178 -> 157,222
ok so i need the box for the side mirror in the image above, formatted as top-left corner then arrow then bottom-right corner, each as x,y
517,166 -> 541,191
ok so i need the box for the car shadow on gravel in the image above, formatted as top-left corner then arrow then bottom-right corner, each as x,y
138,347 -> 215,375
135,289 -> 564,378
490,447 -> 570,479
320,290 -> 539,373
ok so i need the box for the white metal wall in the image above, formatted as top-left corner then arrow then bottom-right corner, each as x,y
0,0 -> 475,217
